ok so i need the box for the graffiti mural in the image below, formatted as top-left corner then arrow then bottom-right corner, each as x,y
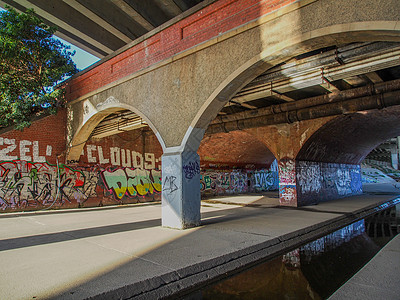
101,167 -> 161,199
253,170 -> 279,191
296,161 -> 362,205
200,169 -> 278,196
183,161 -> 200,180
297,161 -> 322,193
200,171 -> 247,195
0,138 -> 53,162
82,145 -> 161,169
0,160 -> 98,211
279,158 -> 297,206
0,159 -> 163,211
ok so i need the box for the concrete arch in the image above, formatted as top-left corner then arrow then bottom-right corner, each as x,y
66,99 -> 165,162
186,21 -> 400,153
199,131 -> 277,169
297,106 -> 400,165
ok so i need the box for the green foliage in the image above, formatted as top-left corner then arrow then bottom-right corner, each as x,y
0,7 -> 78,129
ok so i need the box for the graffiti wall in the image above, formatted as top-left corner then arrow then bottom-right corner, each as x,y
0,112 -> 280,212
200,167 -> 278,196
0,160 -> 98,210
0,112 -> 165,212
101,167 -> 161,199
296,161 -> 362,205
279,158 -> 297,206
0,159 -> 163,211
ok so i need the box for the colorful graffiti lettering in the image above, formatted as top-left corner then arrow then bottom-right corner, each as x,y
254,170 -> 278,191
279,186 -> 297,205
0,160 -> 98,210
101,168 -> 161,199
200,171 -> 248,194
279,159 -> 296,185
279,158 -> 297,205
200,169 -> 278,195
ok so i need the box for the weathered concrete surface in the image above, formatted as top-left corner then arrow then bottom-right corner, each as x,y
0,189 -> 398,299
329,234 -> 400,300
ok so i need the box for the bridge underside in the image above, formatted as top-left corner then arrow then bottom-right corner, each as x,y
1,0 -> 400,228
70,40 -> 400,227
64,0 -> 400,228
0,0 -> 207,57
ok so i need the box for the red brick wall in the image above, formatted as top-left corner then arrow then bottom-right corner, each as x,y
67,0 -> 296,101
198,131 -> 275,169
0,110 -> 68,164
0,111 -> 164,212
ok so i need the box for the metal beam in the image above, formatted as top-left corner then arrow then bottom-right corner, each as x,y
110,0 -> 155,31
321,75 -> 341,93
0,0 -> 107,57
207,90 -> 400,134
153,0 -> 183,17
231,48 -> 400,105
63,0 -> 132,43
210,79 -> 400,130
10,0 -> 115,54
365,72 -> 384,83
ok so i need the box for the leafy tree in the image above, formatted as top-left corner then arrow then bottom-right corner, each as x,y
0,7 -> 78,129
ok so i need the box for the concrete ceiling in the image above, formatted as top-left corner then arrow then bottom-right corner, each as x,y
0,0 -> 205,57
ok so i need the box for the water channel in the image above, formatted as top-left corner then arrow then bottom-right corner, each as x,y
183,204 -> 400,299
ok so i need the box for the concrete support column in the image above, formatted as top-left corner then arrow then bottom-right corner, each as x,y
161,150 -> 201,229
160,127 -> 204,229
278,158 -> 298,207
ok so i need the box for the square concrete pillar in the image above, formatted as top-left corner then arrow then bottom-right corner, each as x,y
278,158 -> 298,207
161,150 -> 201,229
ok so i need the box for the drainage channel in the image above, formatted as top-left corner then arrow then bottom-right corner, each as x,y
179,203 -> 399,299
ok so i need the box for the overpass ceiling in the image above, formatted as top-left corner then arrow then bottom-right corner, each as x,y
220,42 -> 400,116
207,42 -> 400,131
0,0 -> 205,57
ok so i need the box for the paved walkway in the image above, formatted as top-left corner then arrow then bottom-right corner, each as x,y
0,188 -> 399,299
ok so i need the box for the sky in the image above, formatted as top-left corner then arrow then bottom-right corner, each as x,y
0,6 -> 100,70
57,37 -> 100,71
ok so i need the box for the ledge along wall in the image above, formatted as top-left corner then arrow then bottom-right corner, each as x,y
0,111 -> 278,212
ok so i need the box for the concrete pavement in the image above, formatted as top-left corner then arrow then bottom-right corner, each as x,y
0,188 -> 399,299
329,233 -> 400,300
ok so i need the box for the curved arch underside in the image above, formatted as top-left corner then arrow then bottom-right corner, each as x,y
198,131 -> 276,168
297,106 -> 400,164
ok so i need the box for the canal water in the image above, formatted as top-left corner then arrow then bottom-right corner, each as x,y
183,204 -> 400,300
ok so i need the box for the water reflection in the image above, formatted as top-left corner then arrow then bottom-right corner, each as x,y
186,204 -> 399,300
